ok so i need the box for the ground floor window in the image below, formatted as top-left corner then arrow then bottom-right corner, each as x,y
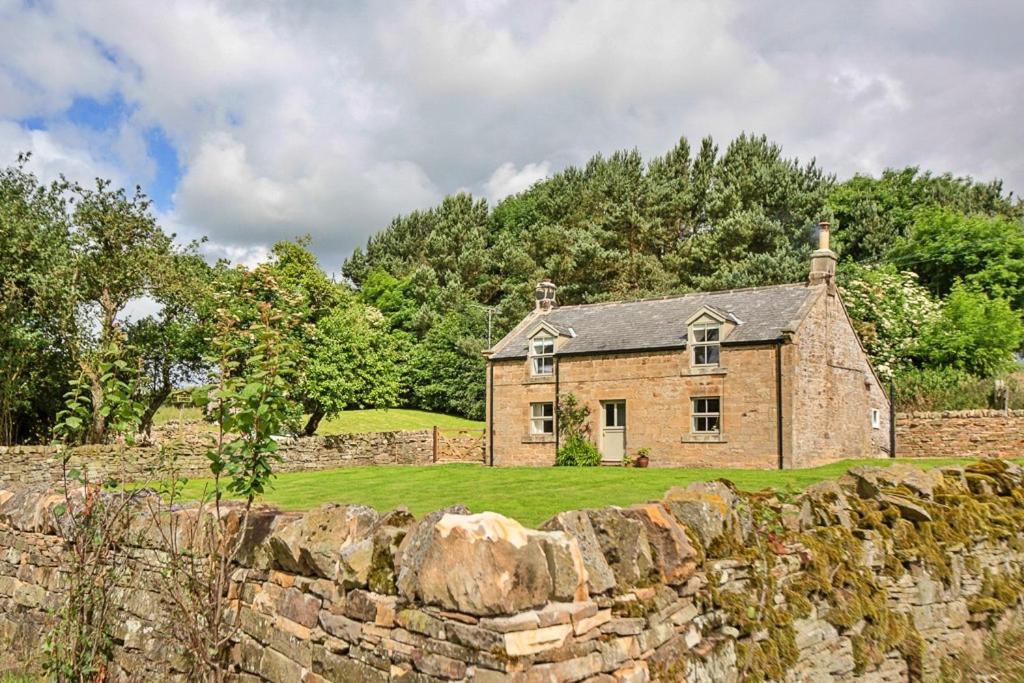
692,397 -> 721,433
531,402 -> 554,434
871,409 -> 881,429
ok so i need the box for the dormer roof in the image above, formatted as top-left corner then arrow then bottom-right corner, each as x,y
527,321 -> 569,339
685,305 -> 730,325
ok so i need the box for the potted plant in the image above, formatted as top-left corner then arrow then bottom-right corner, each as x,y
634,448 -> 650,468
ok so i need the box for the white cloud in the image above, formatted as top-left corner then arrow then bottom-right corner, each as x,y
1,0 -> 1022,269
0,121 -> 125,189
485,161 -> 551,204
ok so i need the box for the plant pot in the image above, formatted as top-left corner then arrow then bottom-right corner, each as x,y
635,455 -> 650,468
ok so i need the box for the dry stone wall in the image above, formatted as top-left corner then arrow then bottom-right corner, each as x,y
0,429 -> 484,488
2,460 -> 1024,682
896,410 -> 1024,459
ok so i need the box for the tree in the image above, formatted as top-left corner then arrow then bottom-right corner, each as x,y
122,249 -> 215,436
158,264 -> 303,681
915,284 -> 1023,378
341,133 -> 834,417
264,239 -> 407,435
829,168 -> 1024,263
888,208 -> 1024,310
64,179 -> 178,443
301,305 -> 405,435
0,155 -> 74,443
410,308 -> 488,419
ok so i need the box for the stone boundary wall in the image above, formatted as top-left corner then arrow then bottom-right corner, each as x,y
2,460 -> 1024,681
0,429 -> 484,488
896,410 -> 1024,459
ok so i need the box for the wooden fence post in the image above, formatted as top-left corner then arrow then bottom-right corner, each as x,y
432,426 -> 439,463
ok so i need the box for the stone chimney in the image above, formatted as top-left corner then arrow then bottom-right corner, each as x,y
535,279 -> 557,312
808,221 -> 837,288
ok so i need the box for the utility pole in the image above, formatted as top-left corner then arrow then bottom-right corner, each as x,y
471,303 -> 499,347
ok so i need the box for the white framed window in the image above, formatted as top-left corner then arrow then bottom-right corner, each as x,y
691,323 -> 720,366
692,397 -> 721,433
871,409 -> 881,429
531,402 -> 555,434
531,335 -> 555,375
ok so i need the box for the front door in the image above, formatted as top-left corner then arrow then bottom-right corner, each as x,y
600,401 -> 626,463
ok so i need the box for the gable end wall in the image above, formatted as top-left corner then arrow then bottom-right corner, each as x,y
789,286 -> 890,467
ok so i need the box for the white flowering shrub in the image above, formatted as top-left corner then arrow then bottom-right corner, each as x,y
839,264 -> 941,380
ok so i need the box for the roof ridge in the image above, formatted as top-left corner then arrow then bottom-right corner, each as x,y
546,281 -> 806,312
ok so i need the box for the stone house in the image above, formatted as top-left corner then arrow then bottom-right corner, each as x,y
484,223 -> 891,468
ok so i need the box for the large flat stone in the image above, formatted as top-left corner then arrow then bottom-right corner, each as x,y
397,512 -> 586,617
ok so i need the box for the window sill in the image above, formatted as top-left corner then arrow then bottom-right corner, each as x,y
681,434 -> 727,444
682,367 -> 727,377
524,375 -> 556,385
522,434 -> 555,444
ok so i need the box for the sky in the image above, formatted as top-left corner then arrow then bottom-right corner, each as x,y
2,0 -> 1022,274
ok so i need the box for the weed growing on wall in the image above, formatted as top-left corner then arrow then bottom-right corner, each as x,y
42,337 -> 146,681
146,266 -> 302,682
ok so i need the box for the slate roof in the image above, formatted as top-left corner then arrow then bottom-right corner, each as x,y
490,283 -> 818,360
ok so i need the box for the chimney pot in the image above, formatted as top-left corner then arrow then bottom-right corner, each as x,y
818,221 -> 831,251
809,221 -> 837,288
535,279 -> 557,311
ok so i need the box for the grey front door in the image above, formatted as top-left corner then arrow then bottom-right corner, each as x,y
600,401 -> 626,462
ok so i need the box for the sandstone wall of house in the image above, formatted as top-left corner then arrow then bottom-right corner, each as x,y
790,286 -> 891,468
489,344 -> 786,469
3,460 -> 1024,682
896,410 -> 1024,459
0,429 -> 484,488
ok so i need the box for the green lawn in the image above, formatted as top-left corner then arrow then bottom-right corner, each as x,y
176,457 -> 978,528
154,406 -> 483,435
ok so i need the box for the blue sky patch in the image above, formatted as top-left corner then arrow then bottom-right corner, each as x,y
143,126 -> 181,211
66,93 -> 133,130
16,93 -> 182,211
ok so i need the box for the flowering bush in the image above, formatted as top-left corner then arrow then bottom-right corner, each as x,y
839,264 -> 941,380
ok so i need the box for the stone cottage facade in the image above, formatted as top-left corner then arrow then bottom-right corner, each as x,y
485,223 -> 891,469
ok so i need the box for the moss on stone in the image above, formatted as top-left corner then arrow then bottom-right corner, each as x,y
703,459 -> 1024,682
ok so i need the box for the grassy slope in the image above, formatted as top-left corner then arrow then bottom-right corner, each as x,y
176,457 -> 976,528
317,409 -> 483,434
153,406 -> 483,434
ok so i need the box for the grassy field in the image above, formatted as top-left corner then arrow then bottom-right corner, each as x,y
175,457 -> 977,528
317,409 -> 483,434
154,406 -> 484,435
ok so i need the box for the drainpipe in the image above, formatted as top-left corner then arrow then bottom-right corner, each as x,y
554,356 -> 561,460
775,338 -> 784,470
488,361 -> 495,467
889,380 -> 896,459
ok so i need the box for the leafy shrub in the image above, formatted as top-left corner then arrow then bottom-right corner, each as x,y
557,393 -> 591,440
895,367 -> 1024,411
915,284 -> 1024,378
556,435 -> 602,467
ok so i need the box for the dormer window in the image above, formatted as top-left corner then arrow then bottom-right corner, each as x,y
691,323 -> 720,366
531,335 -> 555,375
